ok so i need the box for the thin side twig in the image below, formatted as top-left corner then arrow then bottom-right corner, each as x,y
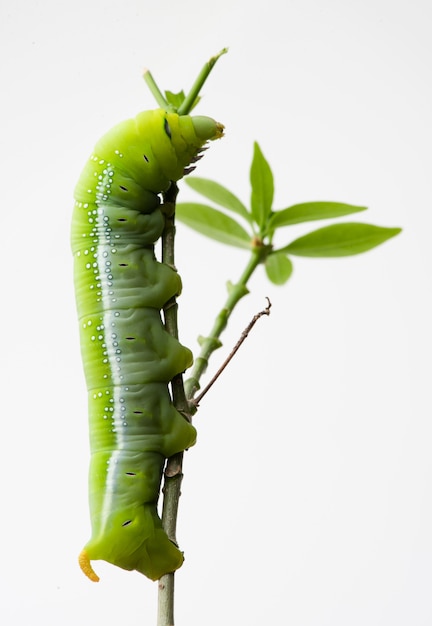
193,298 -> 272,406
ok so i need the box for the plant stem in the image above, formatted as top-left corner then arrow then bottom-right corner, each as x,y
178,48 -> 228,115
185,248 -> 264,401
158,183 -> 188,626
143,69 -> 171,109
155,50 -> 227,626
184,248 -> 265,401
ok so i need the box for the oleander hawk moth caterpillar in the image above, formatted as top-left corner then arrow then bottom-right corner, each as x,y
72,108 -> 223,582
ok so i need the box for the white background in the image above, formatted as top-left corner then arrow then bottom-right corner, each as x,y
1,1 -> 431,624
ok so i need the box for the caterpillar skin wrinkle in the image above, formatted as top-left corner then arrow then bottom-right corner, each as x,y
72,108 -> 223,582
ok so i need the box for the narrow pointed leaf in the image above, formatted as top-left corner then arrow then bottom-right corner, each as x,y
165,90 -> 186,108
265,252 -> 293,285
281,223 -> 402,257
250,142 -> 274,228
185,177 -> 251,222
269,201 -> 367,228
176,202 -> 251,249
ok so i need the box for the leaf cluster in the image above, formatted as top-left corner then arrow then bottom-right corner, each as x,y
176,142 -> 401,284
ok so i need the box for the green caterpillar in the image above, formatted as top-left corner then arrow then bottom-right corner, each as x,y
72,108 -> 223,582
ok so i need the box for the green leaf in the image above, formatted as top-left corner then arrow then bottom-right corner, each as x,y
269,201 -> 367,228
281,223 -> 402,257
165,90 -> 200,111
164,90 -> 186,108
176,202 -> 252,249
265,252 -> 293,285
250,142 -> 274,229
185,177 -> 251,222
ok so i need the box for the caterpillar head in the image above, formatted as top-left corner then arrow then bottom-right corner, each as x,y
136,109 -> 224,184
85,109 -> 224,202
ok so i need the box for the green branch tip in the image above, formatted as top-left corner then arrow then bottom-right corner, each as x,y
178,49 -> 228,115
143,49 -> 227,115
143,68 -> 171,110
209,48 -> 229,65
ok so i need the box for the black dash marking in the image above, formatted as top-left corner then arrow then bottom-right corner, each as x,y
164,118 -> 172,139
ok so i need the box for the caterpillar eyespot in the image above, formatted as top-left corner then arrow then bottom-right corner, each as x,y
72,108 -> 223,582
